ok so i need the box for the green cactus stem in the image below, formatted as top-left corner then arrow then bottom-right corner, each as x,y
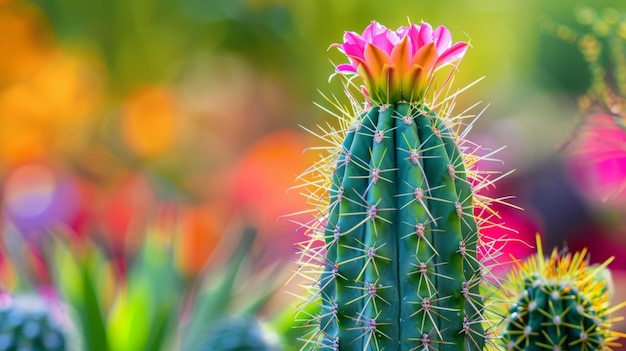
305,102 -> 489,350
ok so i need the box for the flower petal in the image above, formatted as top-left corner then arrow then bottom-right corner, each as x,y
376,63 -> 393,103
390,35 -> 412,75
432,25 -> 452,53
435,41 -> 468,68
417,22 -> 433,47
401,64 -> 425,101
357,63 -> 377,98
396,25 -> 410,39
344,31 -> 366,45
362,21 -> 388,42
411,42 -> 438,73
363,21 -> 396,55
390,36 -> 411,96
350,55 -> 375,79
343,42 -> 366,60
407,24 -> 421,56
384,30 -> 401,53
336,63 -> 357,73
364,42 -> 390,75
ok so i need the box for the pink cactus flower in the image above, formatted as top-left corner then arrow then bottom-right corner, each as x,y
332,20 -> 468,104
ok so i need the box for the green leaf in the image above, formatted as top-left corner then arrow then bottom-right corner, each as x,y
181,226 -> 256,350
48,240 -> 111,351
108,233 -> 182,351
79,254 -> 111,351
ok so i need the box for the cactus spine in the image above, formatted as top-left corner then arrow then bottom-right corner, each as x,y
295,21 -> 499,350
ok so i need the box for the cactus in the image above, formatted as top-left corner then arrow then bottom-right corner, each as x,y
294,20 -> 506,350
499,236 -> 626,351
0,294 -> 76,351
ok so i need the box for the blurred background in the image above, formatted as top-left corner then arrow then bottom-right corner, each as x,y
1,0 -> 626,348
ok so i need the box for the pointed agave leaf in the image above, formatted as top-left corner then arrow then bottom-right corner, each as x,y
181,226 -> 257,350
140,238 -> 181,351
145,301 -> 177,351
237,263 -> 286,317
49,240 -> 111,351
77,252 -> 111,351
107,281 -> 151,351
108,232 -> 182,351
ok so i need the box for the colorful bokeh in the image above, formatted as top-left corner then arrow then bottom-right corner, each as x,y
1,0 -> 626,349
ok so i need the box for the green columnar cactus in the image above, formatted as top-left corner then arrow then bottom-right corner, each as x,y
295,21 -> 500,350
500,237 -> 626,351
0,294 -> 74,351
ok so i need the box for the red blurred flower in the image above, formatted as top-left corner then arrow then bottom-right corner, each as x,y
230,129 -> 318,260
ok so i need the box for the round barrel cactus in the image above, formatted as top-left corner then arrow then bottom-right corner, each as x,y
500,237 -> 626,351
0,294 -> 73,351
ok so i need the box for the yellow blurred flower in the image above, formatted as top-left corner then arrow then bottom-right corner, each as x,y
0,3 -> 104,167
120,86 -> 181,160
0,51 -> 104,166
0,2 -> 52,85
